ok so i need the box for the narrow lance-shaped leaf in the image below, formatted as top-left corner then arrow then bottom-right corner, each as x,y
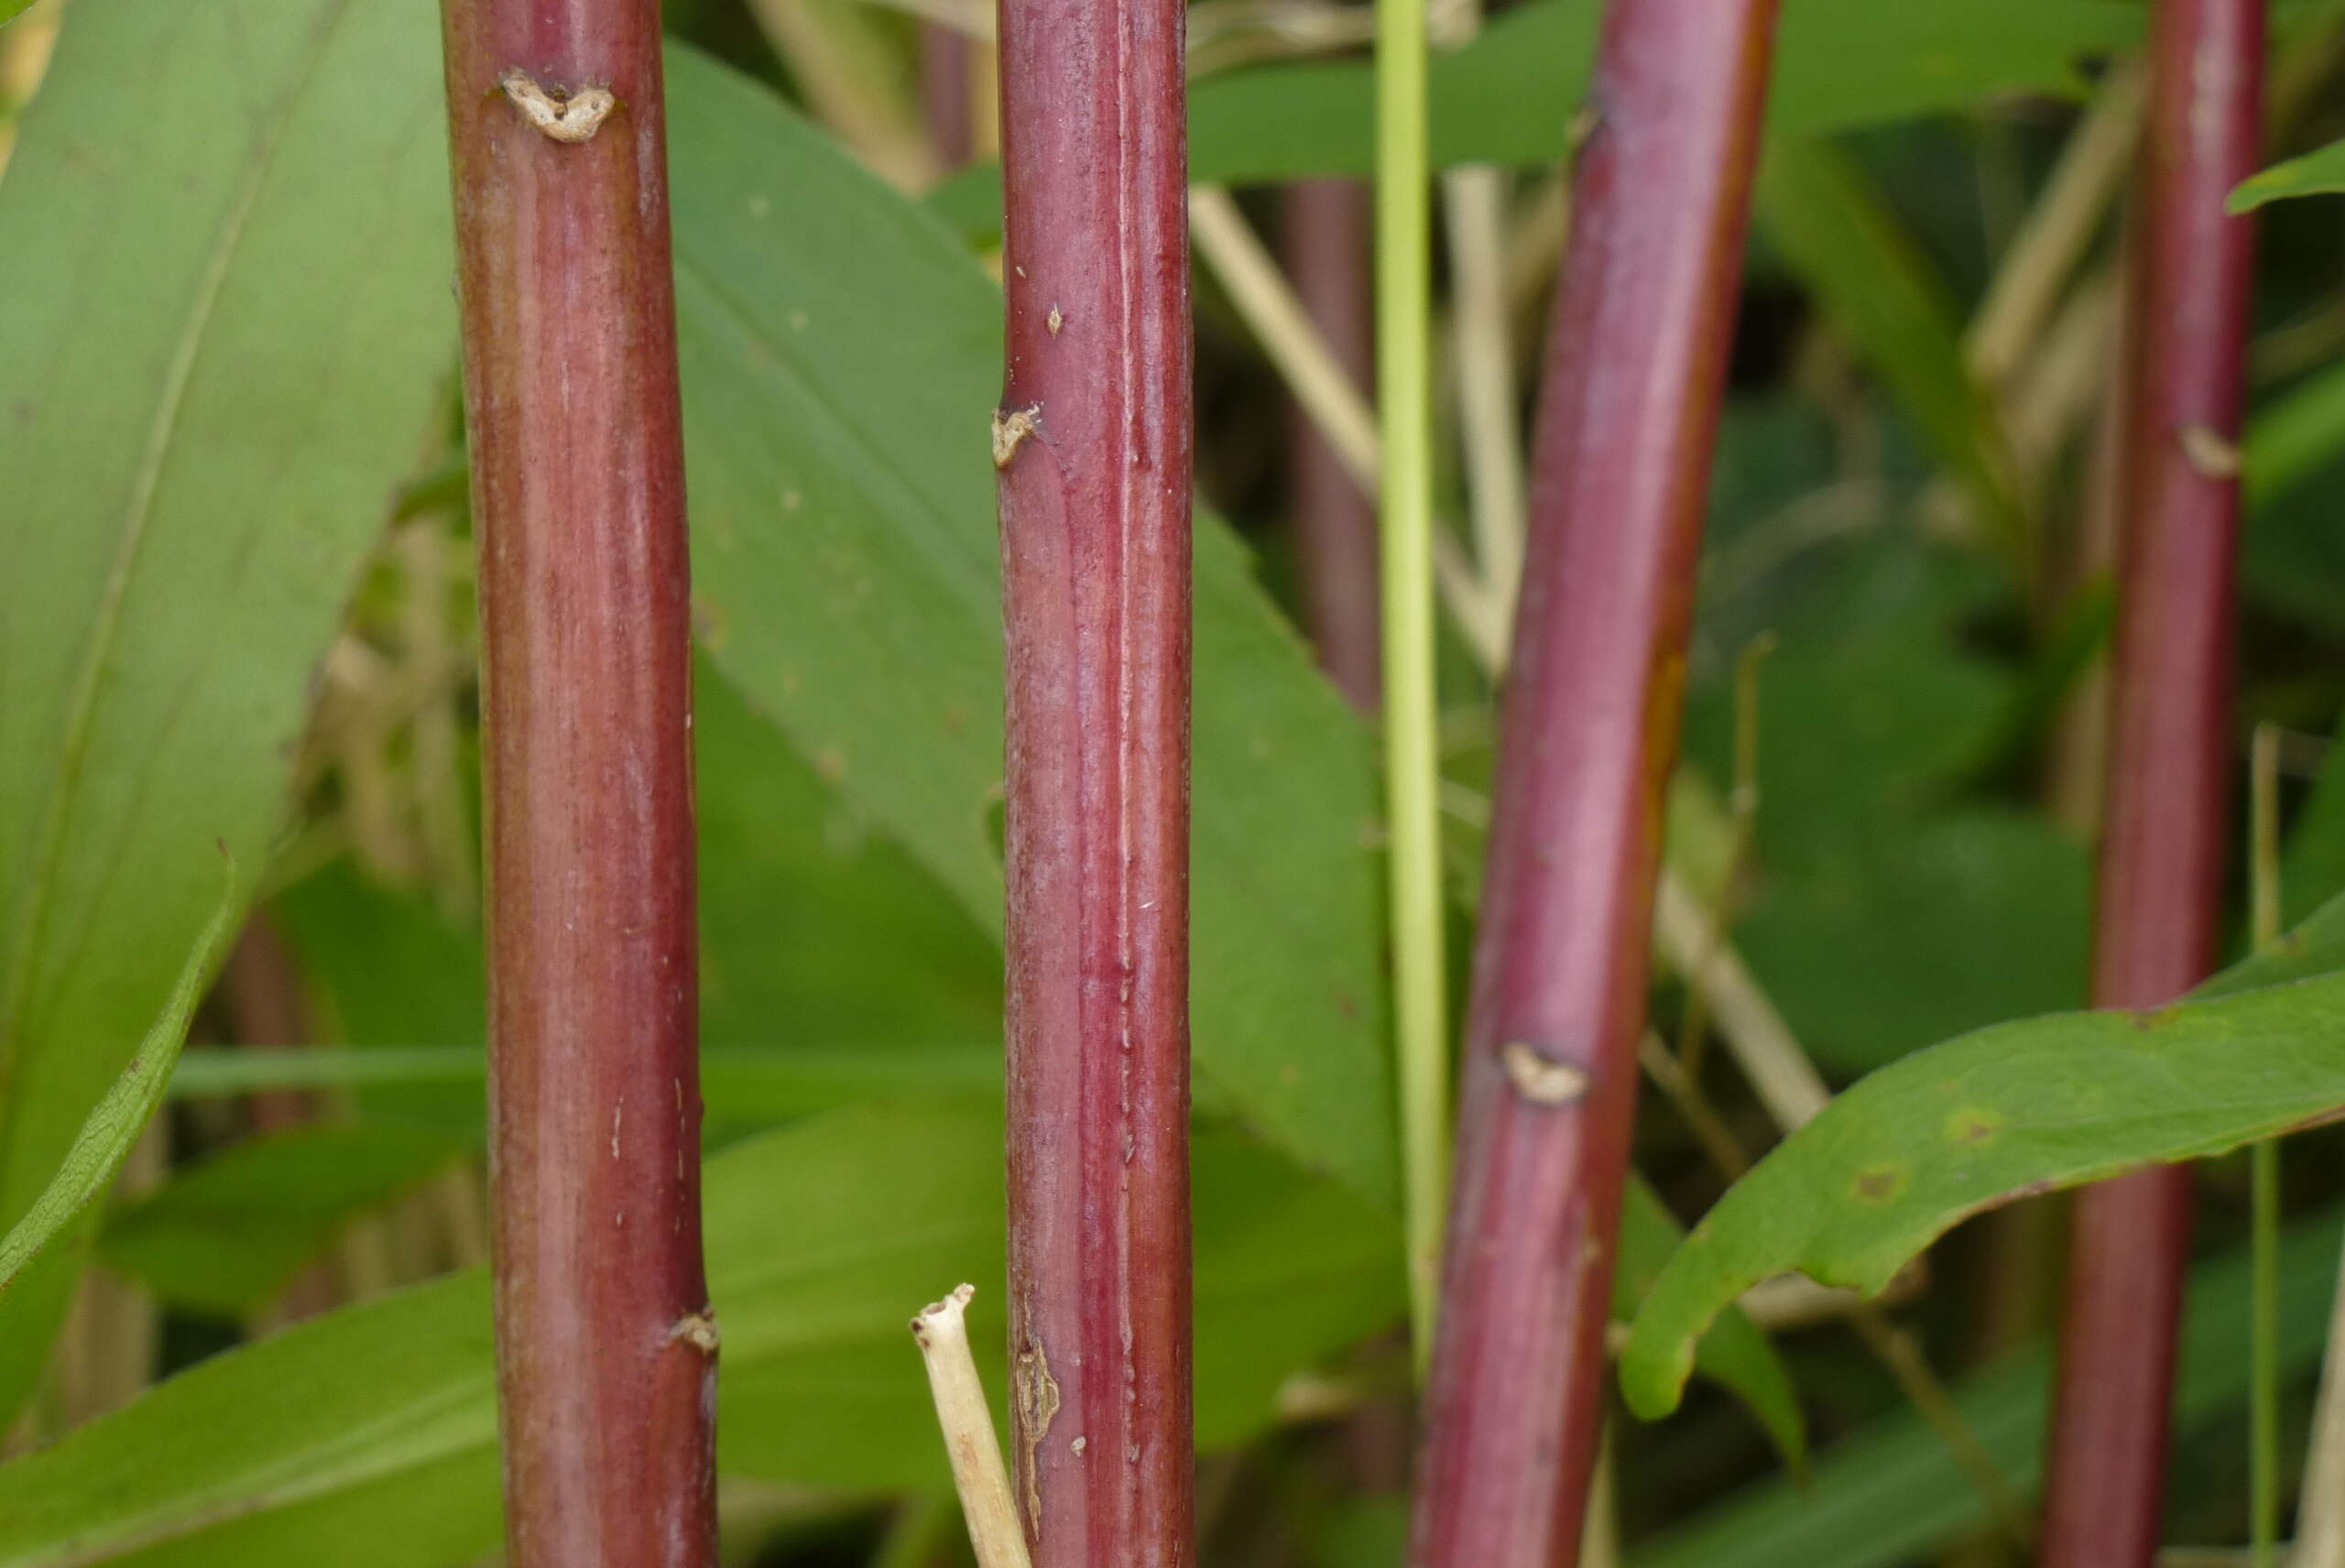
2041,3 -> 2260,1559
1619,888 -> 2345,1422
435,0 -> 714,1562
0,882 -> 235,1310
992,0 -> 1195,1551
97,1120 -> 468,1319
1635,1203 -> 2345,1568
0,0 -> 456,1425
1411,3 -> 1781,1563
0,1098 -> 1406,1567
2229,135 -> 2345,211
668,41 -> 1394,1210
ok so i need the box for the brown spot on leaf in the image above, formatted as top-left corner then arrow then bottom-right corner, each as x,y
1852,1163 -> 1906,1204
1947,1108 -> 2004,1147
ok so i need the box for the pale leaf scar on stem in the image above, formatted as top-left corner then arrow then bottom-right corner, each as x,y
1501,1041 -> 1589,1105
993,405 -> 1043,469
500,70 -> 616,145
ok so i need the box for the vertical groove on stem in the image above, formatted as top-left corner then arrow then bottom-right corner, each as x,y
1376,0 -> 1452,1374
2039,4 -> 2262,1564
994,0 -> 1194,1552
437,5 -> 714,1564
1281,179 -> 1381,711
1410,2 -> 1779,1562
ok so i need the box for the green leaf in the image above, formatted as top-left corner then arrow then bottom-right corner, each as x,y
2230,136 -> 2345,212
1735,812 -> 2090,1073
2247,359 -> 2345,515
1183,0 -> 2133,187
98,1122 -> 468,1318
1619,893 -> 2345,1419
1631,1204 -> 2345,1568
929,0 -> 2140,240
0,887 -> 234,1312
2283,715 -> 2345,928
1618,1178 -> 1805,1468
263,657 -> 1006,1138
0,1098 -> 1404,1563
691,659 -> 1002,1089
1752,139 -> 2026,561
169,1044 -> 1004,1120
1682,531 -> 2090,1073
0,0 -> 454,1421
664,48 -> 1395,1202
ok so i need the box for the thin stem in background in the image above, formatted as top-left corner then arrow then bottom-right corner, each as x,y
993,0 -> 1194,1550
2251,724 -> 2283,1568
744,0 -> 939,188
1187,182 -> 1508,666
1442,164 -> 1526,619
1280,179 -> 1383,710
919,23 -> 975,169
2039,1 -> 2263,1563
436,4 -> 715,1563
1410,1 -> 1781,1561
1374,0 -> 1451,1374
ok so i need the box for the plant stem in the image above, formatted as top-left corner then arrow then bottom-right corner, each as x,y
1375,0 -> 1451,1376
920,24 -> 976,169
1442,163 -> 1526,619
1410,2 -> 1780,1561
2040,3 -> 2262,1564
1280,179 -> 1383,710
1187,182 -> 1507,667
912,1286 -> 1034,1568
2296,1246 -> 2345,1568
994,0 -> 1194,1551
436,5 -> 714,1563
2251,724 -> 2283,1568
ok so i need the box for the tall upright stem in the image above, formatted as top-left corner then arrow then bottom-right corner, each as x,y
993,0 -> 1194,1552
2038,5 -> 2261,1565
1409,2 -> 1778,1561
437,6 -> 714,1564
1281,179 -> 1381,711
1377,0 -> 1452,1373
921,24 -> 975,169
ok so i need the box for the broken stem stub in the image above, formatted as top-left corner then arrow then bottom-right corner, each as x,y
913,1285 -> 1034,1568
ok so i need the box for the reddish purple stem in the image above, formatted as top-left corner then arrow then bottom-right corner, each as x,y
2040,4 -> 2262,1562
993,0 -> 1194,1557
1411,3 -> 1779,1563
438,5 -> 714,1564
1281,179 -> 1381,709
921,23 -> 975,169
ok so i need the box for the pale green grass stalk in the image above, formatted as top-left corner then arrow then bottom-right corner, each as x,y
1375,0 -> 1448,1373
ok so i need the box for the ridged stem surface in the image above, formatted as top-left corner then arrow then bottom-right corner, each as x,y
993,0 -> 1194,1554
438,5 -> 714,1563
1410,3 -> 1779,1561
2040,3 -> 2262,1562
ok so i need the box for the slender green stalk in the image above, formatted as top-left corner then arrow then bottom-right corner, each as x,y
1376,0 -> 1448,1372
2251,724 -> 2283,1568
